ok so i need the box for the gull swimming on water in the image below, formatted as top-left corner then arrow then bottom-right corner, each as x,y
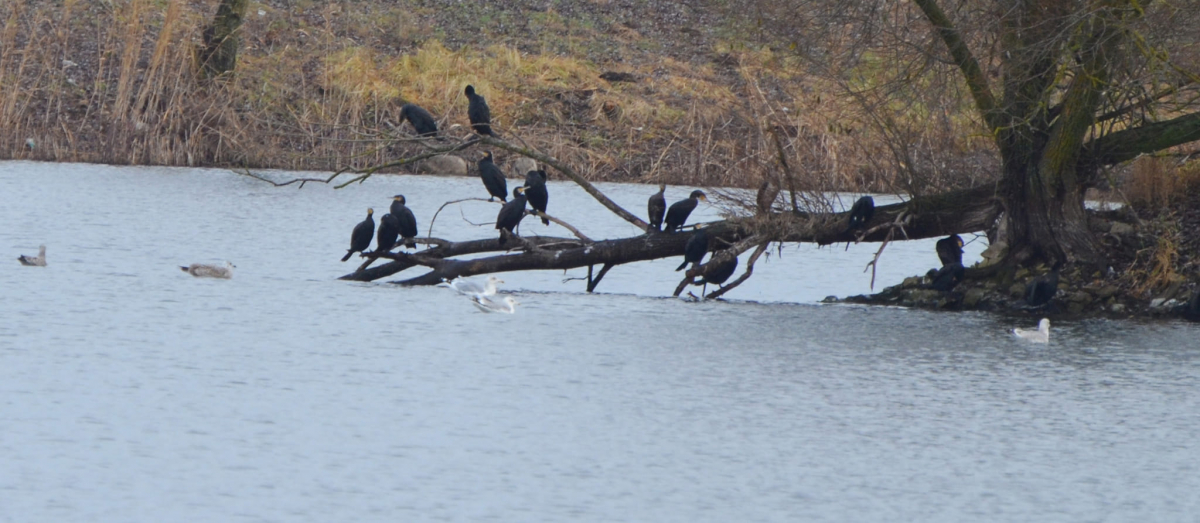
1013,318 -> 1050,343
469,294 -> 519,314
17,245 -> 46,266
441,275 -> 504,296
180,261 -> 235,279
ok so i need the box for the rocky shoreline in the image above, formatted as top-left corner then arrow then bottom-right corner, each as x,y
833,262 -> 1200,321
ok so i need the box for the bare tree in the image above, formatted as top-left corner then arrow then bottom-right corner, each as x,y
715,0 -> 1200,266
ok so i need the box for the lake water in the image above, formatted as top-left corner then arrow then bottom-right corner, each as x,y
2,160 -> 1198,521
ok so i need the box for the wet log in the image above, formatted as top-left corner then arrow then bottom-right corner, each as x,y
338,183 -> 1004,285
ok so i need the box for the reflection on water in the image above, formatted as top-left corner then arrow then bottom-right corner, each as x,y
2,161 -> 1198,521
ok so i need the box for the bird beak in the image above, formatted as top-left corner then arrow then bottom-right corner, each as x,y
699,195 -> 709,202
957,238 -> 964,248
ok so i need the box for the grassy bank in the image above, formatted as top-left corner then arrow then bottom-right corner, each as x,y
0,0 -> 999,190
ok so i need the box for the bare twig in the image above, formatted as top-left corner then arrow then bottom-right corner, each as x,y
427,197 -> 499,238
531,210 -> 594,242
861,211 -> 911,290
478,135 -> 649,229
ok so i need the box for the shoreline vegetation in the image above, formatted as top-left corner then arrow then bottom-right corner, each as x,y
3,1 -> 1199,320
0,0 -> 997,191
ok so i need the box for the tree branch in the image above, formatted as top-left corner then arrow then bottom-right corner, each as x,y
1081,111 -> 1200,169
911,0 -> 1002,134
478,135 -> 650,230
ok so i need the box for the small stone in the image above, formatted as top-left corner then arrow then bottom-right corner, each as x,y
903,276 -> 923,287
821,295 -> 838,303
1150,298 -> 1166,308
1068,291 -> 1091,304
1111,303 -> 1125,313
1068,301 -> 1086,314
1090,285 -> 1119,300
980,241 -> 1008,266
963,288 -> 986,308
1109,222 -> 1135,235
1015,268 -> 1031,280
509,157 -> 537,178
1009,283 -> 1026,297
416,154 -> 468,176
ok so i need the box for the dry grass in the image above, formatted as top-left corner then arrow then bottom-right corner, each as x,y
1126,155 -> 1200,209
0,0 -> 996,191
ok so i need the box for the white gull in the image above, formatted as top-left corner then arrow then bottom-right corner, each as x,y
1013,318 -> 1050,343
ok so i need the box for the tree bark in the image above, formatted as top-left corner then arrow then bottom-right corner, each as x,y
199,0 -> 248,77
339,184 -> 1003,285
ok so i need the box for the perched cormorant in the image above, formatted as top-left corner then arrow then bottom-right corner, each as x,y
936,234 -> 964,266
699,253 -> 738,294
523,170 -> 550,225
180,261 -> 234,279
375,213 -> 400,253
665,190 -> 708,232
647,183 -> 667,232
465,85 -> 493,136
17,245 -> 46,266
399,103 -> 438,137
1025,262 -> 1061,307
341,208 -> 375,262
846,196 -> 875,232
470,294 -> 519,314
496,187 -> 527,245
478,151 -> 507,202
390,195 -> 419,249
1013,318 -> 1050,343
929,262 -> 965,291
676,227 -> 709,271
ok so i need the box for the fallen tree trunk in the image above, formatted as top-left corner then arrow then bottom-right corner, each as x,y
338,183 -> 1005,287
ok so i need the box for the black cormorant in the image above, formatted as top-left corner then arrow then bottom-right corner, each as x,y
929,262 -> 965,291
699,253 -> 738,294
341,208 -> 375,261
399,104 -> 438,137
478,151 -> 507,202
647,183 -> 666,232
676,227 -> 709,271
376,213 -> 400,253
665,190 -> 708,232
496,187 -> 527,245
523,170 -> 549,225
390,195 -> 419,248
465,85 -> 493,136
846,196 -> 875,232
1025,262 -> 1061,307
936,234 -> 964,266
